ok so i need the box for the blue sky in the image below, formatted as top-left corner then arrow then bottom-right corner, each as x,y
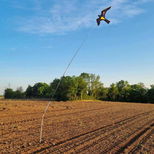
0,0 -> 154,94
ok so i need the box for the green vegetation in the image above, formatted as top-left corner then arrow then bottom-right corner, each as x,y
4,73 -> 154,104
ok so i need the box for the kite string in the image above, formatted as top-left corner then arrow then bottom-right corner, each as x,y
39,29 -> 91,143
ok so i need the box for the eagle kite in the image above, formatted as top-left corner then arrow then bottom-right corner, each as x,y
96,6 -> 111,26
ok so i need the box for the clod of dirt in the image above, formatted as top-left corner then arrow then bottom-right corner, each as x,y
52,142 -> 56,146
65,106 -> 72,109
28,142 -> 32,146
21,145 -> 25,149
0,107 -> 7,111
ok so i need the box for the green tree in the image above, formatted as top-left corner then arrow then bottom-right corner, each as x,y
25,85 -> 33,98
80,73 -> 103,99
107,84 -> 119,101
32,83 -> 50,98
116,80 -> 130,101
14,87 -> 25,99
146,85 -> 154,103
4,88 -> 14,99
51,76 -> 75,101
97,87 -> 108,100
75,76 -> 88,99
128,83 -> 147,102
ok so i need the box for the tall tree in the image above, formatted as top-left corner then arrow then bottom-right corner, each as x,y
51,76 -> 75,101
146,85 -> 154,103
4,88 -> 14,99
116,80 -> 130,101
32,83 -> 50,98
14,87 -> 25,99
128,83 -> 147,102
107,84 -> 119,101
97,87 -> 108,100
75,76 -> 88,100
25,85 -> 33,98
80,73 -> 103,99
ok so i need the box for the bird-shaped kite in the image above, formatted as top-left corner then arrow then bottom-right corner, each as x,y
96,6 -> 111,26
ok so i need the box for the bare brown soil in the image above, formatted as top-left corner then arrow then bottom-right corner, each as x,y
0,100 -> 154,153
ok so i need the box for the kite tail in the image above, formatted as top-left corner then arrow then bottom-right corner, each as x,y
104,19 -> 110,24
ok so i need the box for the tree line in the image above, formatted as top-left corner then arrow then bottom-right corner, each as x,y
4,73 -> 154,103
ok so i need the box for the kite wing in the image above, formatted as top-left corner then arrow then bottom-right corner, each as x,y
101,6 -> 111,17
96,18 -> 101,26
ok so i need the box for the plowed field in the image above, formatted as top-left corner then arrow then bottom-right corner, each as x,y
0,100 -> 154,153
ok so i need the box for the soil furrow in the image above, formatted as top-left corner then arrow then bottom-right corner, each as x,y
30,111 -> 154,153
73,118 -> 153,154
108,121 -> 154,154
128,125 -> 154,153
60,114 -> 154,154
1,100 -> 154,153
0,107 -> 110,126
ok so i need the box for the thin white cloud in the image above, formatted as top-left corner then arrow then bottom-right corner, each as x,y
13,0 -> 153,34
